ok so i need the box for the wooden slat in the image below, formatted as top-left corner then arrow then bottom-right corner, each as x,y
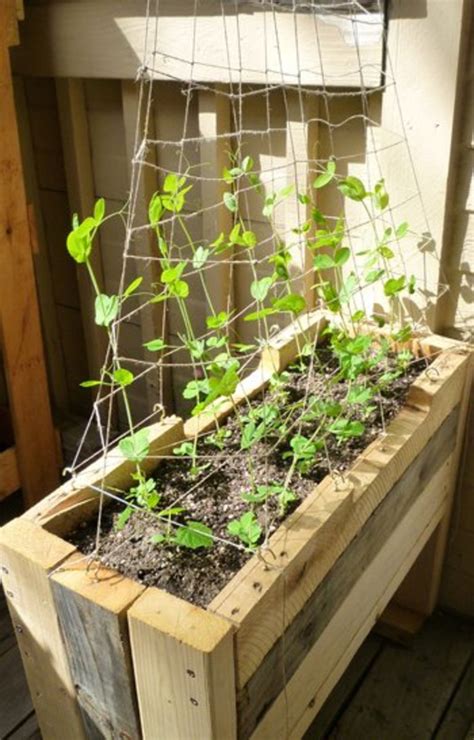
128,588 -> 237,739
198,85 -> 233,326
209,349 -> 470,691
392,348 -> 473,615
0,519 -> 86,739
51,554 -> 145,738
435,652 -> 474,740
11,1 -> 384,88
23,415 -> 184,532
55,78 -> 108,381
13,76 -> 69,413
285,90 -> 317,305
252,456 -> 454,739
0,446 -> 20,501
0,3 -> 59,506
121,79 -> 172,413
238,407 -> 458,738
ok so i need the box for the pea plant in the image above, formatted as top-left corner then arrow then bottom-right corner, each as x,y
67,156 -> 418,555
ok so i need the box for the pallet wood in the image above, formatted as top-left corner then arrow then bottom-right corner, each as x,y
436,652 -> 474,740
0,519 -> 85,739
0,446 -> 20,501
0,2 -> 59,506
56,78 -> 108,382
128,588 -> 237,739
0,643 -> 34,738
51,555 -> 144,738
1,315 -> 471,740
11,1 -> 385,88
121,78 -> 173,414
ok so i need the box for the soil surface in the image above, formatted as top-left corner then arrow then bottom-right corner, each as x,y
69,349 -> 428,607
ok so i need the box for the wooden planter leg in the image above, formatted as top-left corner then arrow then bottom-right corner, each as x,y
128,589 -> 237,739
0,519 -> 86,739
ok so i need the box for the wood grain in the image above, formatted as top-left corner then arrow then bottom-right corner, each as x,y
51,554 -> 144,739
0,519 -> 85,739
128,588 -> 237,739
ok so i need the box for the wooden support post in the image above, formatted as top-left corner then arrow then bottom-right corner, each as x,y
128,588 -> 237,739
285,91 -> 318,306
55,78 -> 108,381
0,519 -> 86,738
121,79 -> 173,413
51,555 -> 144,738
13,77 -> 70,414
388,348 -> 473,621
0,4 -> 59,506
198,86 -> 233,322
0,446 -> 20,501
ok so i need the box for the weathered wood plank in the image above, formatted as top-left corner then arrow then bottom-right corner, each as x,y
51,555 -> 145,739
11,1 -> 384,88
329,613 -> 474,740
435,652 -> 474,740
0,446 -> 20,501
7,711 -> 41,740
0,2 -> 59,506
0,519 -> 86,739
128,588 -> 237,739
252,456 -> 454,739
238,407 -> 459,738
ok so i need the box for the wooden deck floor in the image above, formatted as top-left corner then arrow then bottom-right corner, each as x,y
1,590 -> 472,740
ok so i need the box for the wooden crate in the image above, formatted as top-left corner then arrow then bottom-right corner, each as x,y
0,313 -> 472,739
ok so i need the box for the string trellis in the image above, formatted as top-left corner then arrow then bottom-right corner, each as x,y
63,0 -> 455,602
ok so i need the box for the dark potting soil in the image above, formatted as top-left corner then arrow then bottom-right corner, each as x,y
68,351 -> 428,607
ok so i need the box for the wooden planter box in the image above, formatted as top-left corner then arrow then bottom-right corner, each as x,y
1,313 -> 471,740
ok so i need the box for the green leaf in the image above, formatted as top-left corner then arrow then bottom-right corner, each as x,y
242,155 -> 254,172
272,293 -> 306,315
66,217 -> 96,263
115,506 -> 133,531
395,222 -> 409,238
372,179 -> 389,210
347,385 -> 373,405
314,253 -> 335,271
318,281 -> 340,312
338,176 -> 367,202
339,273 -> 358,304
144,338 -> 167,352
93,198 -> 105,224
170,279 -> 189,298
148,192 -> 163,226
365,269 -> 385,285
206,311 -> 229,330
113,368 -> 134,387
313,160 -> 336,189
378,245 -> 394,260
119,428 -> 150,462
334,247 -> 350,267
242,230 -> 257,248
329,419 -> 365,440
244,307 -> 276,322
80,379 -> 102,388
192,246 -> 210,270
94,294 -> 119,327
408,274 -> 416,294
161,262 -> 186,284
227,511 -> 262,548
124,276 -> 143,297
223,192 -> 237,212
384,276 -> 406,297
250,277 -> 273,302
174,521 -> 213,550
